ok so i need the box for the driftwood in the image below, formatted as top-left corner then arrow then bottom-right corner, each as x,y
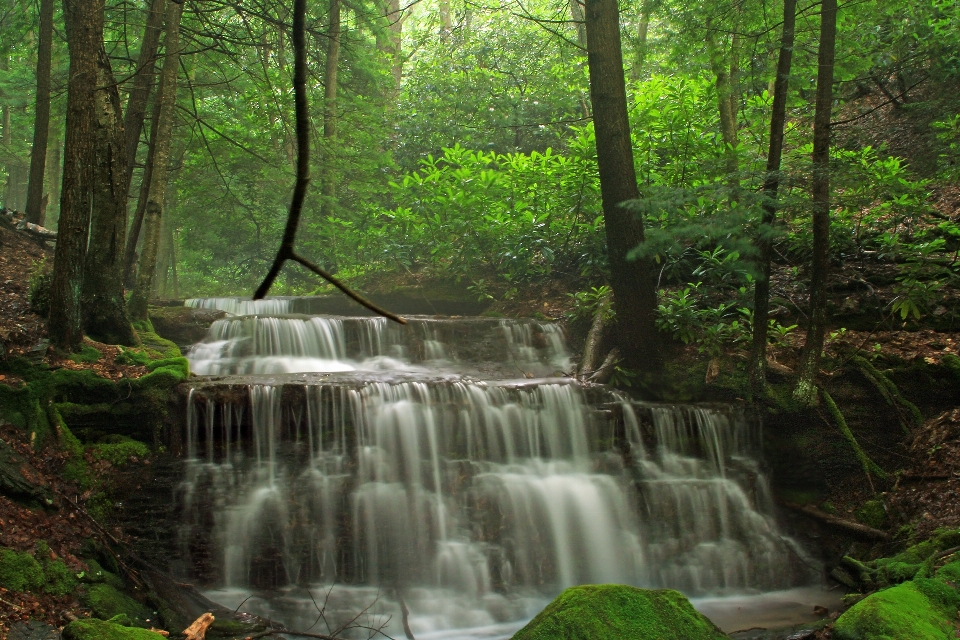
783,501 -> 891,541
577,295 -> 612,380
588,348 -> 619,384
183,613 -> 215,640
0,207 -> 57,245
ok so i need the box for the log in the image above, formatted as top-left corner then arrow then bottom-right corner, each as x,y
782,501 -> 891,541
578,294 -> 612,379
588,348 -> 620,385
183,613 -> 215,640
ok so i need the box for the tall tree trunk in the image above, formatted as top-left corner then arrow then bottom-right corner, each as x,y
749,0 -> 797,392
439,0 -> 452,37
793,0 -> 837,405
705,23 -> 738,188
45,119 -> 61,226
584,0 -> 661,374
320,0 -> 340,219
629,1 -> 653,81
82,45 -> 137,345
570,0 -> 587,49
49,0 -> 103,351
25,0 -> 54,225
123,0 -> 167,198
2,55 -> 11,210
123,85 -> 161,286
377,0 -> 403,91
129,0 -> 182,320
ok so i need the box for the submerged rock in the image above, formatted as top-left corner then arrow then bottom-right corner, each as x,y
511,584 -> 727,640
833,577 -> 960,640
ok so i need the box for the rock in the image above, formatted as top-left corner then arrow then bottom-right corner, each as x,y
511,584 -> 727,640
6,620 -> 59,640
0,547 -> 44,592
0,438 -> 49,504
81,583 -> 156,627
833,578 -> 960,640
148,306 -> 225,348
61,619 -> 167,640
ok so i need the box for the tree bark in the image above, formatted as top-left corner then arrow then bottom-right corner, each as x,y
570,0 -> 587,49
25,0 -> 54,225
749,0 -> 796,392
439,0 -> 452,37
705,23 -> 738,187
793,0 -> 837,405
45,118 -> 62,227
123,84 -> 162,286
123,0 -> 167,199
49,0 -> 103,351
629,2 -> 652,81
82,45 -> 137,345
584,0 -> 661,374
320,0 -> 341,219
129,0 -> 183,320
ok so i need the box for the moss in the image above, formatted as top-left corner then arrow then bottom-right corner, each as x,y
81,583 -> 154,626
833,581 -> 958,640
856,499 -> 888,529
92,438 -> 150,467
0,547 -> 45,592
80,558 -> 126,590
61,619 -> 166,640
936,560 -> 960,584
874,560 -> 921,585
511,585 -> 727,640
70,346 -> 103,364
35,541 -> 80,596
115,348 -> 151,367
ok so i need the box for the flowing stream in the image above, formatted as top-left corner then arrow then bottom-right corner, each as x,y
175,297 -> 828,638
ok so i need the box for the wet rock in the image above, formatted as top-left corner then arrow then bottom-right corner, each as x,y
511,584 -> 727,640
0,438 -> 49,504
148,306 -> 226,348
6,620 -> 59,640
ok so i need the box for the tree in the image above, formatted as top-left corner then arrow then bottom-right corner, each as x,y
49,0 -> 103,351
749,0 -> 797,392
584,0 -> 662,373
24,0 -> 54,226
129,0 -> 183,320
794,0 -> 838,404
320,0 -> 341,219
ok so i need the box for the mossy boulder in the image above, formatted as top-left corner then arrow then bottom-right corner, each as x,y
81,583 -> 155,627
148,305 -> 225,347
511,585 -> 727,640
833,579 -> 960,640
61,619 -> 166,640
0,547 -> 45,592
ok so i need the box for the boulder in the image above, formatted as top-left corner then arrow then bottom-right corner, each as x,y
833,578 -> 960,640
511,584 -> 727,640
148,306 -> 225,348
61,619 -> 166,640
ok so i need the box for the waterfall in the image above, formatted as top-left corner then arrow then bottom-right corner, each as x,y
175,299 -> 815,637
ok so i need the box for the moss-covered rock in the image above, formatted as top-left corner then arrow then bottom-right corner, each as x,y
936,560 -> 960,584
0,547 -> 45,592
81,583 -> 154,627
833,580 -> 959,640
35,541 -> 79,596
61,619 -> 165,640
511,585 -> 727,640
92,437 -> 150,467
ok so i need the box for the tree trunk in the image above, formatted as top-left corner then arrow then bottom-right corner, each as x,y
82,45 -> 137,346
793,0 -> 837,405
129,0 -> 182,320
45,118 -> 62,227
123,85 -> 162,286
377,0 -> 403,91
749,0 -> 796,392
49,0 -> 103,351
570,0 -> 587,49
705,23 -> 738,188
25,0 -> 54,225
320,0 -> 341,218
584,0 -> 662,374
629,2 -> 652,81
439,0 -> 451,37
123,0 -> 167,199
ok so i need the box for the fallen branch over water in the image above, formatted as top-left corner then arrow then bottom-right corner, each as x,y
782,501 -> 891,541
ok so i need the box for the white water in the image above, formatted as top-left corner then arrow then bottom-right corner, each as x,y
177,300 -> 816,638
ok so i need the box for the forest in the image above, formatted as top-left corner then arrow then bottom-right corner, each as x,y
0,0 -> 959,637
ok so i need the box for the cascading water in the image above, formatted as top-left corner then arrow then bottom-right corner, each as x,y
175,297 -> 819,638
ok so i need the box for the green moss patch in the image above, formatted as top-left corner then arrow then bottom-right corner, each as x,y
81,583 -> 154,627
69,345 -> 103,364
511,585 -> 727,640
833,580 -> 959,640
61,619 -> 166,640
0,547 -> 45,592
92,437 -> 150,467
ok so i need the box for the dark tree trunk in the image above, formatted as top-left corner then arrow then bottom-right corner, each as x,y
584,0 -> 661,374
45,118 -> 62,226
320,0 -> 341,218
794,0 -> 837,405
25,0 -> 54,225
749,0 -> 797,392
49,0 -> 103,351
123,87 -> 161,286
130,0 -> 182,320
123,0 -> 167,198
82,45 -> 137,345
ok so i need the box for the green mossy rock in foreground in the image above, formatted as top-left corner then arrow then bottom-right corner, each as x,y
61,619 -> 165,640
81,583 -> 155,627
0,547 -> 45,592
511,585 -> 727,640
833,579 -> 960,640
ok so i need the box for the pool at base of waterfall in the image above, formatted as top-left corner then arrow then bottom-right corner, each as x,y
202,585 -> 843,639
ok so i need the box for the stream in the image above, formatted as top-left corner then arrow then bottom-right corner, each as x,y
171,297 -> 836,638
